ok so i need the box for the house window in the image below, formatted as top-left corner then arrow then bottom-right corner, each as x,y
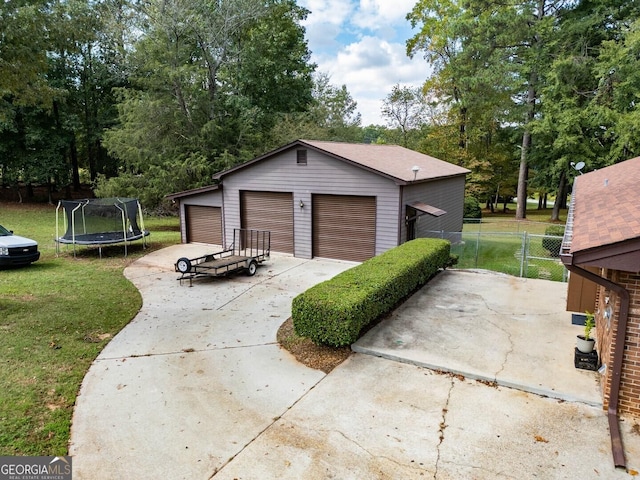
297,149 -> 307,165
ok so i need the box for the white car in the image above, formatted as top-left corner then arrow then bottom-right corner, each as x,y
0,224 -> 40,267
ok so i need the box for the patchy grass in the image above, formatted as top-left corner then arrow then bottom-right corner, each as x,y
0,202 -> 180,455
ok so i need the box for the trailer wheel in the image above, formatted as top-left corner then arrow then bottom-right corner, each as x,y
176,257 -> 192,273
247,260 -> 258,276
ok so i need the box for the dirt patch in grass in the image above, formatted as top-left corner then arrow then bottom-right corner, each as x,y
276,317 -> 351,374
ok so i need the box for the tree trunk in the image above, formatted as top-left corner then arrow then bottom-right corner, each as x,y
516,77 -> 536,220
459,106 -> 467,151
70,135 -> 80,191
559,184 -> 568,209
551,169 -> 567,221
47,179 -> 54,205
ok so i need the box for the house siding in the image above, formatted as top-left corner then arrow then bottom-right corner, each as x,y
400,176 -> 466,242
597,269 -> 640,418
221,148 -> 400,258
177,190 -> 223,244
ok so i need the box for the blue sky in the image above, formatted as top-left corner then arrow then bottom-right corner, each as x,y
298,0 -> 430,126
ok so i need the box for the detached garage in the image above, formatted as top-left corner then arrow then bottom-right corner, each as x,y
168,139 -> 469,262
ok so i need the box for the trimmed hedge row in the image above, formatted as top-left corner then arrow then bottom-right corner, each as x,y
292,238 -> 451,347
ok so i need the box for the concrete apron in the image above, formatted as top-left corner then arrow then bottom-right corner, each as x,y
353,269 -> 600,406
69,247 -> 640,479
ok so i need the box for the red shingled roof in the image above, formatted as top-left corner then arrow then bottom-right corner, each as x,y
571,157 -> 640,253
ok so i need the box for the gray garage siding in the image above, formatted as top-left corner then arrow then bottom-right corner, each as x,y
221,148 -> 399,258
401,176 -> 466,242
178,190 -> 223,244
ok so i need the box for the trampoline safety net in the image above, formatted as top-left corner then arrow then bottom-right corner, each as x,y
56,197 -> 150,256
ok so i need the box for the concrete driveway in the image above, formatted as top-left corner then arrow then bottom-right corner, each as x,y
69,245 -> 640,479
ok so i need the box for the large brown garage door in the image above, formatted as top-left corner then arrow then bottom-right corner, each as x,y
241,191 -> 293,253
185,205 -> 222,244
313,194 -> 376,262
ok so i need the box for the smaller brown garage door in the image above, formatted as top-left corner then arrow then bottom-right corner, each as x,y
313,194 -> 376,262
185,205 -> 222,244
241,191 -> 294,253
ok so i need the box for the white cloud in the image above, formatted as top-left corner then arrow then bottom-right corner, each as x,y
353,0 -> 418,32
299,0 -> 431,126
318,37 -> 429,125
299,0 -> 354,51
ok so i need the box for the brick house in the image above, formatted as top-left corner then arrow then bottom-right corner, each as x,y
560,156 -> 640,467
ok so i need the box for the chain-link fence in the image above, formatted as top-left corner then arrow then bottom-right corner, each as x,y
423,222 -> 567,282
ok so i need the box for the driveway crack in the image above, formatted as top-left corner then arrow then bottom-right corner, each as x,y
480,298 -> 515,381
434,377 -> 455,479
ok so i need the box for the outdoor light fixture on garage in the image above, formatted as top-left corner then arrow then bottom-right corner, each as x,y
299,200 -> 304,208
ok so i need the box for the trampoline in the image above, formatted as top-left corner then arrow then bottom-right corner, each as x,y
56,197 -> 150,257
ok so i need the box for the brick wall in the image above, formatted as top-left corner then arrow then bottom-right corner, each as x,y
597,269 -> 640,418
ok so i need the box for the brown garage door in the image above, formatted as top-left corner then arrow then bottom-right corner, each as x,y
241,191 -> 293,253
313,194 -> 376,262
185,205 -> 222,244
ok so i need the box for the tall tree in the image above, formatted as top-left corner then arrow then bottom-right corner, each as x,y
381,84 -> 425,147
266,73 -> 362,147
533,0 -> 640,219
101,0 -> 317,209
407,0 -> 569,219
0,0 -> 54,120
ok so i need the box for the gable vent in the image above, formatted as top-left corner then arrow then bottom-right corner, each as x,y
296,149 -> 307,165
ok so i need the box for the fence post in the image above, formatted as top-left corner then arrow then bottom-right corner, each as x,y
520,232 -> 527,278
475,231 -> 480,268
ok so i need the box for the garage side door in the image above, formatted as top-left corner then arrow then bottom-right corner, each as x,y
313,194 -> 376,262
185,205 -> 222,244
241,191 -> 293,254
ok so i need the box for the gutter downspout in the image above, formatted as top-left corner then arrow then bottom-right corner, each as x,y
560,255 -> 628,469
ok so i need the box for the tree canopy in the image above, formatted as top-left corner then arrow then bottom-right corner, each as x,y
406,0 -> 640,218
3,0 -> 640,215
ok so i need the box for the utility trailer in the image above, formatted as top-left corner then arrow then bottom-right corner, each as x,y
175,229 -> 270,285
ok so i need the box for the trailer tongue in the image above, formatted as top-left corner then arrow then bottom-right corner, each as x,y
175,229 -> 270,285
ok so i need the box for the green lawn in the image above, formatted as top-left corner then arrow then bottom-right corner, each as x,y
457,206 -> 568,281
0,202 -> 180,455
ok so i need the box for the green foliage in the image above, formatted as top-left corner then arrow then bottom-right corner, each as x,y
292,239 -> 451,347
542,225 -> 565,257
94,154 -> 215,213
463,196 -> 482,219
584,311 -> 595,341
